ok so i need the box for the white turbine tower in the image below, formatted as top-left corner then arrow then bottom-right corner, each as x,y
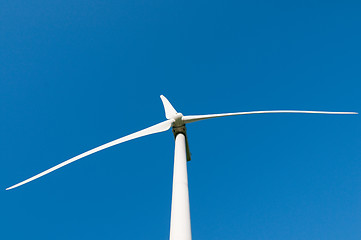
6,95 -> 357,240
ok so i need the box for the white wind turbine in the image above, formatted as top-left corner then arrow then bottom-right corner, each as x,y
6,95 -> 357,240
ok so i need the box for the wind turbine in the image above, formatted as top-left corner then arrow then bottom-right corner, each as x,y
6,95 -> 357,240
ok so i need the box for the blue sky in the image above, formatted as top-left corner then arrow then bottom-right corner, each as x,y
1,1 -> 361,239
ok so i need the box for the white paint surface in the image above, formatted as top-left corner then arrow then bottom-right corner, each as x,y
170,133 -> 192,240
183,110 -> 358,123
6,119 -> 174,190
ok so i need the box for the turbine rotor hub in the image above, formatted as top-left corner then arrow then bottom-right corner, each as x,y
172,113 -> 184,127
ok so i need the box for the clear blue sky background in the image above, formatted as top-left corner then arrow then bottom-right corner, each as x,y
1,1 -> 360,239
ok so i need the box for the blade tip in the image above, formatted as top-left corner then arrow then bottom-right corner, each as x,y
6,184 -> 18,190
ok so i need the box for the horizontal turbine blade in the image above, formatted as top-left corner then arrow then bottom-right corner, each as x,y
182,110 -> 358,124
6,119 -> 174,190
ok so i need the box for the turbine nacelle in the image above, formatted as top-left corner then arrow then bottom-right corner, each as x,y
172,113 -> 184,127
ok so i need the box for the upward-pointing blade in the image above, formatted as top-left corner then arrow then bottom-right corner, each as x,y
6,119 -> 175,190
160,95 -> 178,119
182,110 -> 358,123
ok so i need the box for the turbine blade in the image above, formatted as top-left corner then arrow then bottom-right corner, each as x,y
6,119 -> 174,190
160,95 -> 178,119
182,110 -> 358,124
